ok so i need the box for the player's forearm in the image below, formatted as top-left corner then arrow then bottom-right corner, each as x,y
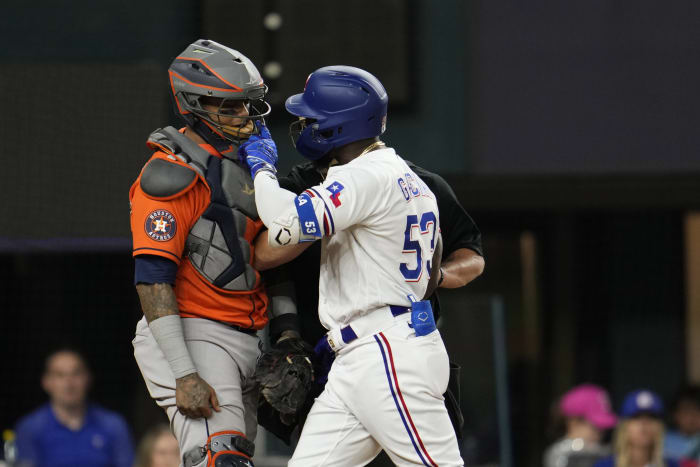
251,172 -> 316,268
440,248 -> 485,289
264,266 -> 303,343
136,283 -> 179,322
254,172 -> 297,228
253,231 -> 312,270
136,283 -> 196,378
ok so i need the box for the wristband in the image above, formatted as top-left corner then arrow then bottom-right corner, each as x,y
148,314 -> 197,379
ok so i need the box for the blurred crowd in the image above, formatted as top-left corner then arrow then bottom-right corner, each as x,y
1,348 -> 699,467
545,384 -> 700,467
0,349 -> 179,467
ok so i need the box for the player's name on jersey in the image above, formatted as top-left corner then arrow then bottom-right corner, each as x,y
397,172 -> 432,201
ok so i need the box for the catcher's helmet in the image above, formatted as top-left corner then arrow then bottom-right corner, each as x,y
285,66 -> 388,160
169,39 -> 271,154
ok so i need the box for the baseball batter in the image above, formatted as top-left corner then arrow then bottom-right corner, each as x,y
241,66 -> 463,466
129,40 -> 300,467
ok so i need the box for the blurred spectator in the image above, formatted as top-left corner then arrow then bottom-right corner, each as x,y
134,424 -> 179,467
13,348 -> 134,467
544,384 -> 617,467
594,389 -> 679,467
665,385 -> 700,462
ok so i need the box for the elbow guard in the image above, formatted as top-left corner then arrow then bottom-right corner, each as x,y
267,192 -> 326,247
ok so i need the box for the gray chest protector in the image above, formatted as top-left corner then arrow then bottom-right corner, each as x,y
143,127 -> 259,291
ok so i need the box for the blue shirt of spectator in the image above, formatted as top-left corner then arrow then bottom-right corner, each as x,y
14,402 -> 134,467
593,455 -> 680,467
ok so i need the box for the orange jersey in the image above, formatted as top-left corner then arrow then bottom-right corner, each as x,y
129,143 -> 269,329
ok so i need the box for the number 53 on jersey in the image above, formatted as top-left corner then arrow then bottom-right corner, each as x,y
400,211 -> 437,282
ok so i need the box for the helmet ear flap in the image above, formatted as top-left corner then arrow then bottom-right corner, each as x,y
292,123 -> 335,160
317,126 -> 337,140
174,91 -> 193,114
170,91 -> 196,128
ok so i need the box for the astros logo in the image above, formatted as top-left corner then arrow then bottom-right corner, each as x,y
145,209 -> 177,242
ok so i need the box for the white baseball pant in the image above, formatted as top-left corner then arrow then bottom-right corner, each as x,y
289,313 -> 463,466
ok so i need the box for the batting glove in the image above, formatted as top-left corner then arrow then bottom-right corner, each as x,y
239,122 -> 278,178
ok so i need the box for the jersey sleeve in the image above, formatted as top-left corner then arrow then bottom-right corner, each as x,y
299,167 -> 385,237
129,179 -> 209,264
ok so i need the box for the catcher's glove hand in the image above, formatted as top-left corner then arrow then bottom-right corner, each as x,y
255,337 -> 315,425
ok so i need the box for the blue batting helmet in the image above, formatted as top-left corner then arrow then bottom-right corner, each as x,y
285,66 -> 388,160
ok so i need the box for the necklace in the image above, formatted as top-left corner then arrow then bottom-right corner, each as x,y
358,141 -> 386,158
318,141 -> 386,180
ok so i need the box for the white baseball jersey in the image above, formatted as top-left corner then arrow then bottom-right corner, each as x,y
294,147 -> 440,330
255,146 -> 462,466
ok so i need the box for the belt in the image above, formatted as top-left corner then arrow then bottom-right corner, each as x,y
326,305 -> 411,353
229,324 -> 258,336
204,318 -> 258,336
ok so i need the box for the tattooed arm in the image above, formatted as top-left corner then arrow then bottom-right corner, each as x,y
136,283 -> 179,321
136,283 -> 220,418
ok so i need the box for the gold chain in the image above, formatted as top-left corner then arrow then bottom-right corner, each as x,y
358,141 -> 386,158
319,141 -> 386,180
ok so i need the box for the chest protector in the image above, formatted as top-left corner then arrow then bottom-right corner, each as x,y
144,127 -> 259,291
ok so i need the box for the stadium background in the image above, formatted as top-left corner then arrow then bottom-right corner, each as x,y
1,1 -> 699,465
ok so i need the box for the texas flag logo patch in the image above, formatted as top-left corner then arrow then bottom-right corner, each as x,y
326,181 -> 345,207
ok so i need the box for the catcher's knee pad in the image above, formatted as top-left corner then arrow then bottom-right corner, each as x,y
183,431 -> 255,467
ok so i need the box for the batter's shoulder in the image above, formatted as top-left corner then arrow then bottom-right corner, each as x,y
336,162 -> 387,191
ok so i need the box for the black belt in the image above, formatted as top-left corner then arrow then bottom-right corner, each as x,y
229,324 -> 258,336
389,305 -> 411,317
205,318 -> 258,335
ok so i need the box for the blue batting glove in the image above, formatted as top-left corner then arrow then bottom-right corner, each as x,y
238,122 -> 278,178
255,121 -> 274,141
237,121 -> 275,159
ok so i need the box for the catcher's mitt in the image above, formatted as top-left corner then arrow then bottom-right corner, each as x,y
255,338 -> 315,427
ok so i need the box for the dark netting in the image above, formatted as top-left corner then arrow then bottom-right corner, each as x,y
202,0 -> 412,108
0,63 -> 169,240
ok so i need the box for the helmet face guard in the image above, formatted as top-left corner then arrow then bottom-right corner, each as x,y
288,118 -> 310,147
285,66 -> 388,160
168,40 -> 270,154
176,89 -> 271,143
